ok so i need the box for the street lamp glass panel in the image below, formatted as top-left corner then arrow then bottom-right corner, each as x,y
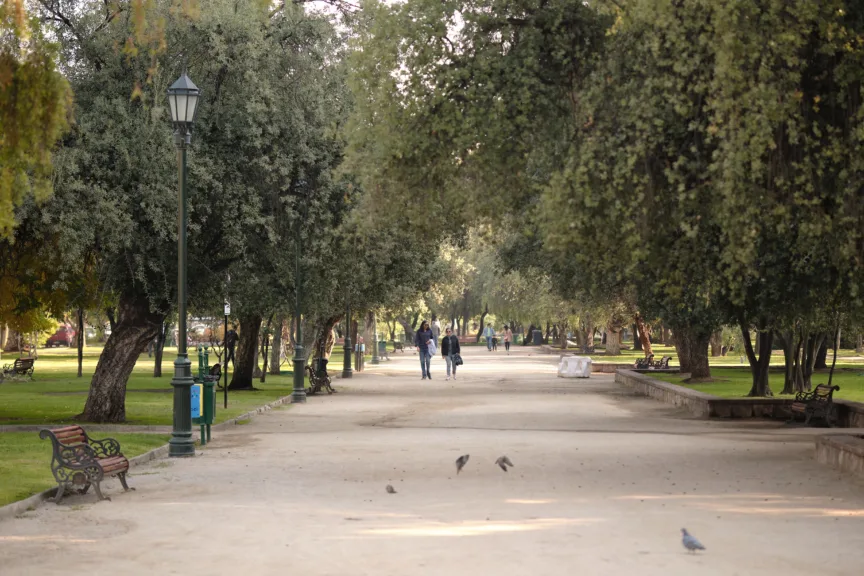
167,72 -> 201,125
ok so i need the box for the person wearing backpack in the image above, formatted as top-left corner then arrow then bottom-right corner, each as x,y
441,326 -> 461,380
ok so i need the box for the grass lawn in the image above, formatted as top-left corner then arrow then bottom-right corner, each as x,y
0,346 -> 300,426
651,366 -> 864,403
0,432 -> 169,507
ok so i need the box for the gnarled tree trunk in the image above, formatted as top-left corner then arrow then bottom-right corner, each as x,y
476,303 -> 489,343
229,315 -> 262,390
635,314 -> 653,357
673,327 -> 691,373
743,322 -> 774,397
81,293 -> 164,423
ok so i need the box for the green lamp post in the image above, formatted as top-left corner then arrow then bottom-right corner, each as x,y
291,215 -> 307,404
167,70 -> 201,458
342,304 -> 353,378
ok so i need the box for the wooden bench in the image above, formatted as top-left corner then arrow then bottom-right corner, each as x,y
1,357 -> 35,382
790,384 -> 840,426
39,426 -> 133,503
305,357 -> 335,395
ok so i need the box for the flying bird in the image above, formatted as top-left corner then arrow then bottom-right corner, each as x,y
681,528 -> 706,553
386,484 -> 397,494
455,454 -> 470,474
496,456 -> 515,472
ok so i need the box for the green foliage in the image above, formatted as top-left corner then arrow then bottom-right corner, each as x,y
0,3 -> 71,239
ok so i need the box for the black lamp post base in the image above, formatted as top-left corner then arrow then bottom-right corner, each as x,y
169,355 -> 196,457
292,345 -> 307,403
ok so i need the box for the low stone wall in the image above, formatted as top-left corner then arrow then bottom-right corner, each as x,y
615,369 -> 864,425
815,435 -> 864,479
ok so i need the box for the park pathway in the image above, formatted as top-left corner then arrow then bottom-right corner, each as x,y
1,346 -> 863,575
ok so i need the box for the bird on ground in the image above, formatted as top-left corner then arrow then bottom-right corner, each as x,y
495,456 -> 515,472
455,454 -> 470,474
681,528 -> 706,553
385,484 -> 396,494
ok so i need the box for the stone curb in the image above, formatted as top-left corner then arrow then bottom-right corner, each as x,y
815,434 -> 864,479
0,393 -> 293,521
0,442 -> 170,523
616,369 -> 864,426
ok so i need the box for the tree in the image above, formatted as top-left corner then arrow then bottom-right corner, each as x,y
0,1 -> 70,238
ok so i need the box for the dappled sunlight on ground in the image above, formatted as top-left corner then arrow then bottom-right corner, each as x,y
354,517 -> 601,538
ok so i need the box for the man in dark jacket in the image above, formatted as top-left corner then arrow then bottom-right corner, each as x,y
441,327 -> 461,380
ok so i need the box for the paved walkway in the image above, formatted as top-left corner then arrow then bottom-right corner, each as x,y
1,347 -> 863,575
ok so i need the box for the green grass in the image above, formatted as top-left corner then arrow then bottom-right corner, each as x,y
0,432 -> 169,507
651,366 -> 864,403
0,346 -> 300,426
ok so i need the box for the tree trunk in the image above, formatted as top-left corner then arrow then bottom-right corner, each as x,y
856,333 -> 863,354
777,330 -> 796,395
396,316 -> 416,344
687,332 -> 711,380
742,322 -> 774,397
229,315 -> 262,390
476,303 -> 489,343
635,314 -> 653,357
523,323 -> 535,346
656,324 -> 665,345
77,308 -> 85,377
153,322 -> 168,377
632,323 -> 642,351
709,330 -> 723,357
259,314 -> 274,383
268,318 -> 283,375
673,328 -> 691,372
80,293 -> 164,423
814,337 -> 829,370
605,323 -> 622,355
0,324 -> 6,352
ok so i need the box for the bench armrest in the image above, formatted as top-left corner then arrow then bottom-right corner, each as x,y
55,443 -> 101,468
793,390 -> 815,402
88,437 -> 122,458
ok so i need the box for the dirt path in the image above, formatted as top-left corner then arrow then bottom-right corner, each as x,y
2,347 -> 863,575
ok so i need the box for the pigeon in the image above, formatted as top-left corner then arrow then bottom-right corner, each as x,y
495,456 -> 514,472
455,454 -> 470,474
385,484 -> 396,494
681,528 -> 705,553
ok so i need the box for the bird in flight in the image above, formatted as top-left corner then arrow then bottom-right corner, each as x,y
455,454 -> 470,474
386,484 -> 397,494
495,456 -> 515,472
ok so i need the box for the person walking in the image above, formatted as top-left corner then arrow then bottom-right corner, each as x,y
225,324 -> 238,368
503,324 -> 513,355
431,317 -> 441,341
415,320 -> 434,379
441,327 -> 460,380
484,324 -> 496,351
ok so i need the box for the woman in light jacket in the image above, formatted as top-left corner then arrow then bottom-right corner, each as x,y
441,326 -> 461,380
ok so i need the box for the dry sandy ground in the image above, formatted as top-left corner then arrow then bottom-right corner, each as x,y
2,347 -> 864,576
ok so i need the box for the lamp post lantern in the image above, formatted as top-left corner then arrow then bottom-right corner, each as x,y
167,70 -> 201,458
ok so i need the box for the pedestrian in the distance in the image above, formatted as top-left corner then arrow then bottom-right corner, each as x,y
503,324 -> 513,355
484,324 -> 496,351
415,320 -> 434,379
441,326 -> 460,380
431,317 -> 441,341
225,324 -> 238,368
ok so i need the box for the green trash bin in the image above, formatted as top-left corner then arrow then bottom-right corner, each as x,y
192,345 -> 216,445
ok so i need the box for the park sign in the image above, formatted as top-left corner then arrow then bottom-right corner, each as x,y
224,302 -> 231,316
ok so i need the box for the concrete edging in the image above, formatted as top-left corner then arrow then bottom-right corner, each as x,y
815,435 -> 864,479
0,393 -> 293,522
615,369 -> 864,425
